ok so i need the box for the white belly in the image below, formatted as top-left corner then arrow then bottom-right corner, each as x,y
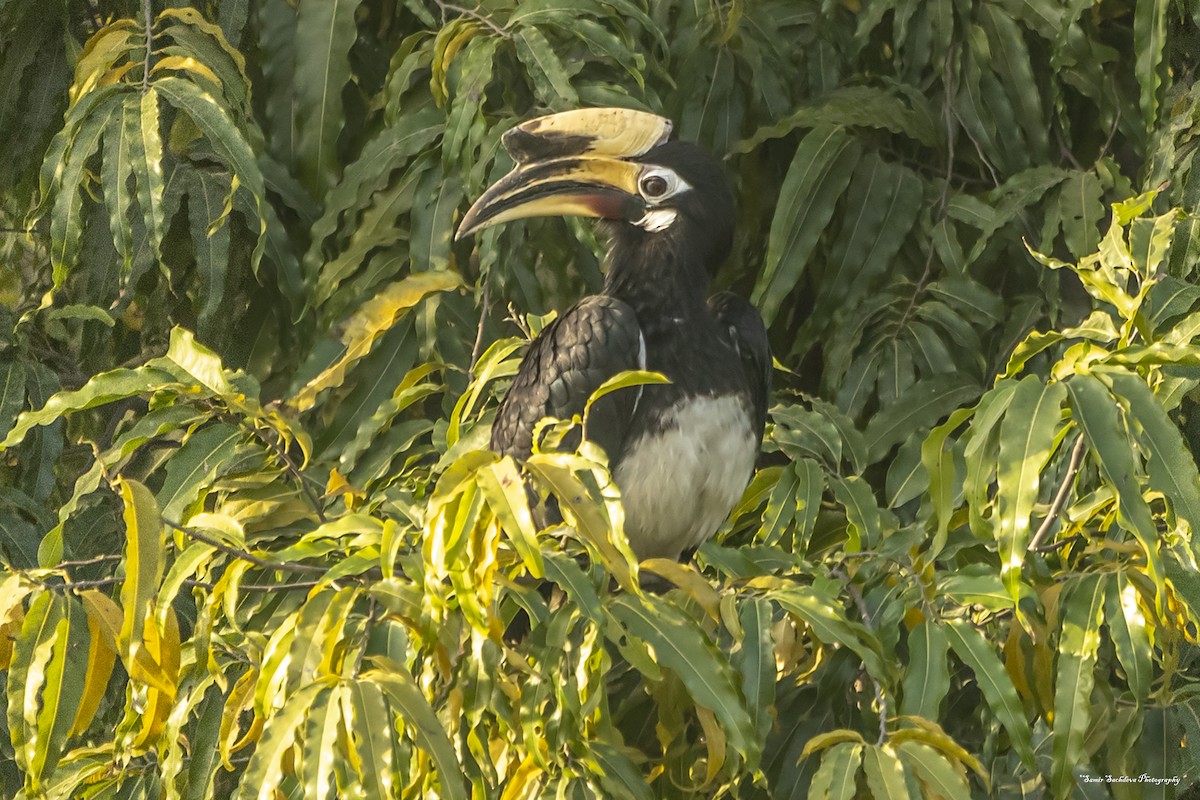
613,394 -> 757,560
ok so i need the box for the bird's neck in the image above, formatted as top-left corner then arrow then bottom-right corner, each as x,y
602,228 -> 711,321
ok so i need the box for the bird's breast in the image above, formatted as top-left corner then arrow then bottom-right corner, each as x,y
613,393 -> 757,561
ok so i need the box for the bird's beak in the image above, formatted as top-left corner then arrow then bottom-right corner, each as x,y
456,108 -> 672,240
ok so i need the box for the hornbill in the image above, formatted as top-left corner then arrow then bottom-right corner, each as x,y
457,108 -> 770,562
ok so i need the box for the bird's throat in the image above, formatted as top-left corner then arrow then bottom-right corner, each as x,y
601,227 -> 711,321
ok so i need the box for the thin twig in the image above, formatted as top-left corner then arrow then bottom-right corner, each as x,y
893,47 -> 957,342
141,0 -> 154,95
164,519 -> 327,575
434,0 -> 509,37
1031,535 -> 1080,554
470,278 -> 491,370
1028,434 -> 1087,552
243,424 -> 328,523
182,578 -> 323,592
834,567 -> 889,745
0,227 -> 33,234
56,553 -> 122,568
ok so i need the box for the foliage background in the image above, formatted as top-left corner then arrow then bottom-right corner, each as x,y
3,0 -> 1200,797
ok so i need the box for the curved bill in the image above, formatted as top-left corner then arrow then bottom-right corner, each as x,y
456,108 -> 672,240
456,156 -> 644,240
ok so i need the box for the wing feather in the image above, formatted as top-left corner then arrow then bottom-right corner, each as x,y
708,291 -> 771,436
490,295 -> 643,461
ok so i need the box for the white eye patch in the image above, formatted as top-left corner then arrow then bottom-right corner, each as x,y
637,167 -> 689,205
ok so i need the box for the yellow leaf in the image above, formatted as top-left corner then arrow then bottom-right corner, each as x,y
117,478 -> 164,671
290,272 -> 463,411
220,667 -> 260,769
499,754 -> 544,800
70,593 -> 119,737
695,705 -> 727,787
801,728 -> 867,759
130,606 -> 181,751
640,559 -> 722,620
150,55 -> 222,87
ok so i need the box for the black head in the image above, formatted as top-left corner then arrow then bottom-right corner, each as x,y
608,139 -> 735,273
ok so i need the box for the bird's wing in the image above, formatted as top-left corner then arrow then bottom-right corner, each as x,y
490,294 -> 644,461
709,291 -> 771,435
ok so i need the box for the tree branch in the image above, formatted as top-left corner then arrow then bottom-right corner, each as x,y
433,0 -> 509,38
1028,433 -> 1086,552
470,277 -> 491,370
164,518 -> 327,575
242,423 -> 328,523
834,567 -> 889,745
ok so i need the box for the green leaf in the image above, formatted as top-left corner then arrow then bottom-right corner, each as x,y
346,681 -> 395,800
995,377 -> 1065,604
1055,170 -> 1105,258
941,569 -> 1019,611
734,86 -> 939,153
864,375 -> 980,464
1051,574 -> 1106,799
862,745 -> 910,800
184,169 -> 234,339
101,96 -> 136,271
1106,371 -> 1200,549
154,76 -> 267,268
980,5 -> 1048,160
293,0 -> 361,194
817,154 -> 923,321
896,741 -> 971,800
1134,0 -> 1168,130
515,26 -> 579,107
49,94 -> 121,287
758,460 -> 796,546
585,742 -> 654,800
156,423 -> 242,521
476,456 -> 544,578
1067,374 -> 1165,603
0,360 -> 24,443
944,619 -> 1034,766
543,550 -> 604,625
162,327 -> 236,396
118,479 -> 166,681
770,584 -> 889,681
828,475 -> 881,550
234,681 -> 326,800
608,593 -> 759,768
773,405 -> 844,468
733,597 -> 776,752
964,380 -> 1019,539
1104,571 -> 1151,702
807,742 -> 863,800
921,406 -> 973,554
900,620 -> 950,721
0,365 -> 178,451
41,457 -> 105,568
752,125 -> 861,325
584,370 -> 670,420
132,88 -> 166,266
364,660 -> 469,800
8,592 -> 88,791
411,167 -> 462,273
793,458 -> 825,555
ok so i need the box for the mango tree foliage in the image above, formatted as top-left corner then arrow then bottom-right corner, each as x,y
2,0 -> 1200,797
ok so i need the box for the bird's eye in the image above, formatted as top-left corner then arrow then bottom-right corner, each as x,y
640,173 -> 671,199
